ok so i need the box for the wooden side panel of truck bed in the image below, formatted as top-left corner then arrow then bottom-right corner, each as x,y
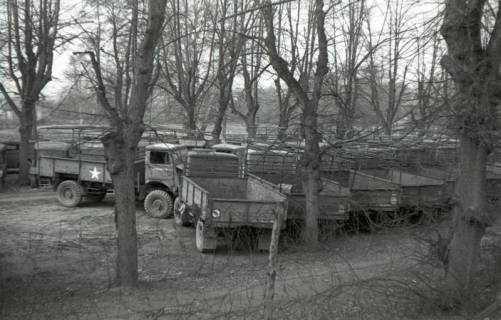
180,175 -> 288,228
37,157 -> 112,183
209,199 -> 286,228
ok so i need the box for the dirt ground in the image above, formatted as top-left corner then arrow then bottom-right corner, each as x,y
0,183 -> 498,319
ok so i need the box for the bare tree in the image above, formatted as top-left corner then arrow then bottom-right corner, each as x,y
274,0 -> 300,141
159,0 -> 215,133
262,0 -> 329,245
230,15 -> 265,140
440,0 -> 501,305
0,0 -> 60,184
325,0 -> 367,138
75,0 -> 166,286
412,30 -> 444,130
211,0 -> 250,142
364,0 -> 413,136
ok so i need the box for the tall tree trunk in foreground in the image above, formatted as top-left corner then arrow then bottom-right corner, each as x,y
83,0 -> 166,286
440,0 -> 501,305
103,130 -> 142,283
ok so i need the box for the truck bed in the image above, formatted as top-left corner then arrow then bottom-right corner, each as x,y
321,169 -> 400,212
180,175 -> 287,228
362,168 -> 447,209
33,155 -> 144,185
250,173 -> 350,221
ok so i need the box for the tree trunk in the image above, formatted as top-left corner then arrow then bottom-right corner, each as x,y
445,134 -> 487,305
301,102 -> 320,245
211,100 -> 228,143
18,102 -> 36,185
277,113 -> 289,141
335,117 -> 347,139
102,131 -> 139,286
185,105 -> 197,133
246,110 -> 258,141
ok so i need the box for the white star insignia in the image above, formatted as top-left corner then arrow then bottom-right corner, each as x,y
90,167 -> 101,180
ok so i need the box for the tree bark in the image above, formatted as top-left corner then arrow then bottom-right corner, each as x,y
18,101 -> 36,184
246,112 -> 257,140
301,102 -> 321,244
185,105 -> 197,133
211,97 -> 228,143
439,0 -> 501,305
445,134 -> 487,304
103,132 -> 139,285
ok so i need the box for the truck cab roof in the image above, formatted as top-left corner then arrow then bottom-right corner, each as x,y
146,143 -> 187,151
212,143 -> 245,151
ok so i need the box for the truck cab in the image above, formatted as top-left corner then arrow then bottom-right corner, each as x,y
145,143 -> 187,188
142,143 -> 188,218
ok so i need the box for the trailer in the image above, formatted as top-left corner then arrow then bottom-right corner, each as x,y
362,168 -> 447,211
173,152 -> 288,252
412,165 -> 501,205
250,172 -> 350,222
322,169 -> 400,213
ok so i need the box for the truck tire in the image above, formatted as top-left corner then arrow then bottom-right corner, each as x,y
144,190 -> 173,219
57,180 -> 83,207
173,197 -> 191,226
195,219 -> 217,253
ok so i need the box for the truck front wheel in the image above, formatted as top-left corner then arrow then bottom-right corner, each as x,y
195,219 -> 217,253
144,190 -> 173,219
56,180 -> 83,207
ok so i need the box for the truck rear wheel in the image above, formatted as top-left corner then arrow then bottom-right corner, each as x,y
173,197 -> 191,226
57,180 -> 83,207
196,219 -> 217,253
144,190 -> 173,219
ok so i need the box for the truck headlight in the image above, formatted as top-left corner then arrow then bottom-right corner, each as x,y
212,209 -> 221,218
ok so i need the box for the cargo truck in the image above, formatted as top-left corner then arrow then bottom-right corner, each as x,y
172,151 -> 288,252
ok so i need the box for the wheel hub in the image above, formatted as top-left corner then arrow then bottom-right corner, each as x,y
152,199 -> 164,212
64,189 -> 73,199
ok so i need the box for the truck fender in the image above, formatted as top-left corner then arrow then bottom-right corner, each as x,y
141,182 -> 171,200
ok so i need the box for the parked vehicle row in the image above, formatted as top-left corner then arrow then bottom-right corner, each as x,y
28,126 -> 497,252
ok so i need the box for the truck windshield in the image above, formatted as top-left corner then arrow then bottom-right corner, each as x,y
150,151 -> 170,164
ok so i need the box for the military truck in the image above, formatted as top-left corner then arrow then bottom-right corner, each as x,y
29,140 -> 188,218
173,151 -> 288,252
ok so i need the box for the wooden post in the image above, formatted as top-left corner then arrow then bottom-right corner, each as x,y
264,209 -> 285,320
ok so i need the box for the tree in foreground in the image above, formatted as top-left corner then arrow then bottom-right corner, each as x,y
261,0 -> 329,245
76,0 -> 166,286
440,0 -> 501,306
0,0 -> 60,185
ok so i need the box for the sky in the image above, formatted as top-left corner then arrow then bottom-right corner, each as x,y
42,0 -> 443,101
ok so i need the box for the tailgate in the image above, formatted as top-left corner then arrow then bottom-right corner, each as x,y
208,199 -> 286,227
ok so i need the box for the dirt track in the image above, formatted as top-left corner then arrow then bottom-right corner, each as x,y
0,188 -> 462,319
